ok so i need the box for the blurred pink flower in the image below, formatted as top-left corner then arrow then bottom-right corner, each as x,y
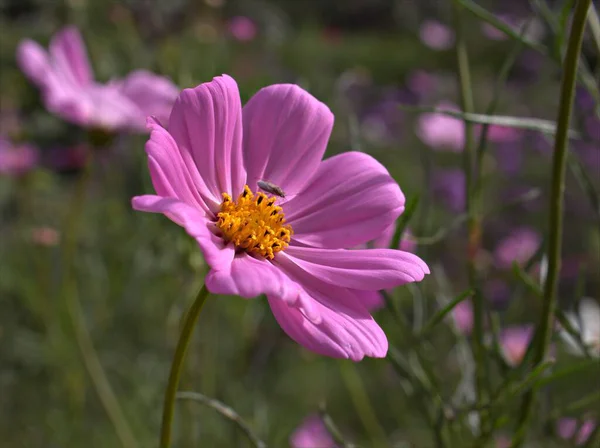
0,137 -> 38,175
17,26 -> 178,132
499,325 -> 533,367
290,415 -> 336,448
451,300 -> 474,335
227,16 -> 257,42
30,227 -> 60,246
494,227 -> 541,269
419,20 -> 455,50
132,75 -> 429,360
417,102 -> 464,151
557,418 -> 596,445
484,125 -> 522,143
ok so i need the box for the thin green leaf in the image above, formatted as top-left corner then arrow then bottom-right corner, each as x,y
586,3 -> 600,58
507,361 -> 555,397
390,194 -> 419,250
455,0 -> 548,54
318,405 -> 358,448
476,18 -> 532,165
568,153 -> 600,224
536,358 -> 600,388
419,289 -> 474,337
399,105 -> 582,139
177,391 -> 267,448
512,262 -> 543,297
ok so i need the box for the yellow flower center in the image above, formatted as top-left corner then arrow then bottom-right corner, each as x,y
216,185 -> 293,259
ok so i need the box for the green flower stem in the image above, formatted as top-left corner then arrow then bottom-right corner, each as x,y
160,285 -> 210,448
452,0 -> 489,433
62,155 -> 138,448
510,1 -> 592,446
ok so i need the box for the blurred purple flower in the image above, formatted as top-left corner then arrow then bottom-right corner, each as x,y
227,16 -> 257,42
419,20 -> 455,50
417,102 -> 464,151
557,418 -> 596,445
17,26 -> 178,132
406,70 -> 437,98
494,227 -> 541,269
0,137 -> 38,175
499,325 -> 534,367
432,168 -> 466,212
494,142 -> 523,175
290,415 -> 336,448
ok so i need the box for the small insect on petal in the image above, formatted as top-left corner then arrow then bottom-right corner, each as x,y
258,180 -> 286,198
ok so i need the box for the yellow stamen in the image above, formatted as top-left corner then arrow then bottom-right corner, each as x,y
216,185 -> 293,259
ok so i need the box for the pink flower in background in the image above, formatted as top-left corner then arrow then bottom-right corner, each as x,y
484,125 -> 522,143
30,227 -> 60,246
227,16 -> 257,42
0,137 -> 38,175
419,20 -> 455,50
494,227 -> 541,269
417,102 -> 464,151
557,418 -> 596,445
132,75 -> 429,360
451,300 -> 474,335
290,415 -> 336,448
17,26 -> 179,132
499,325 -> 534,366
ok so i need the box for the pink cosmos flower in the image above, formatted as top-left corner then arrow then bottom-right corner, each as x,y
290,415 -> 336,448
0,137 -> 38,175
227,16 -> 257,42
419,20 -> 455,51
132,75 -> 430,360
494,227 -> 541,269
417,102 -> 464,151
557,418 -> 596,445
499,325 -> 534,367
17,26 -> 178,132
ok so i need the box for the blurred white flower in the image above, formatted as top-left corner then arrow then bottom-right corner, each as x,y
560,298 -> 600,357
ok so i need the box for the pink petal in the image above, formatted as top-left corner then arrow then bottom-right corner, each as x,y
242,84 -> 333,195
145,116 -> 219,214
284,152 -> 404,248
284,246 -> 429,290
268,252 -> 389,360
205,253 -> 301,302
119,70 -> 179,128
49,26 -> 93,86
131,195 -> 233,270
168,75 -> 246,201
290,415 -> 336,448
16,40 -> 52,87
267,286 -> 388,361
